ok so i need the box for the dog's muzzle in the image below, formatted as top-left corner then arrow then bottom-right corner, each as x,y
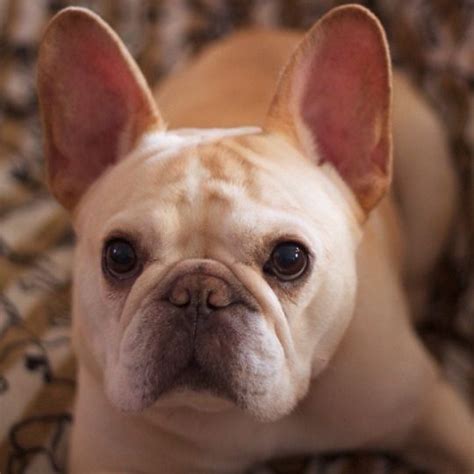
109,259 -> 267,411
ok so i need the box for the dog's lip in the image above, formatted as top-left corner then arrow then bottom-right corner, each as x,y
173,351 -> 209,383
182,353 -> 200,371
153,349 -> 238,405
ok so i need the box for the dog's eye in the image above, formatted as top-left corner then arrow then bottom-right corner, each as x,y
265,242 -> 308,281
103,239 -> 139,279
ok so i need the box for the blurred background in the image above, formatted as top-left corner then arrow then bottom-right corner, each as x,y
0,1 -> 472,473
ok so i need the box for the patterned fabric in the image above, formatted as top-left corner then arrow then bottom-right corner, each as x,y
0,1 -> 472,473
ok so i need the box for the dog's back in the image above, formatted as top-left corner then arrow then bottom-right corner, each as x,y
156,29 -> 300,128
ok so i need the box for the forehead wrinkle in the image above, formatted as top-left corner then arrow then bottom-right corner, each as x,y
142,139 -> 312,252
150,148 -> 192,188
160,143 -> 259,256
199,142 -> 261,200
148,140 -> 263,206
145,147 -> 206,209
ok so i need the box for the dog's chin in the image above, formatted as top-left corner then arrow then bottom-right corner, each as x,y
170,357 -> 239,402
154,384 -> 237,414
106,354 -> 304,422
106,354 -> 242,414
153,355 -> 242,411
106,352 -> 297,420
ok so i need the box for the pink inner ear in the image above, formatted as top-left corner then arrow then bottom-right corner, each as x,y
51,39 -> 136,183
53,26 -> 146,160
299,15 -> 390,209
39,10 -> 160,209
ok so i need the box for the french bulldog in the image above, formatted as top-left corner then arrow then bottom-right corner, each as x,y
37,4 -> 474,473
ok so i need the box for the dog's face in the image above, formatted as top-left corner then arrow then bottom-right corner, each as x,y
37,6 -> 391,420
71,130 -> 363,419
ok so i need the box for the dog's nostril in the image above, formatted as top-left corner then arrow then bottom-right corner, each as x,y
206,289 -> 231,309
166,274 -> 234,311
168,286 -> 190,307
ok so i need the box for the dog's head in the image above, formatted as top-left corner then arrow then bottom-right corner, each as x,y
37,5 -> 391,421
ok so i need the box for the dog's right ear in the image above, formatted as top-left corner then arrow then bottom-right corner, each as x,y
265,5 -> 392,214
37,7 -> 163,211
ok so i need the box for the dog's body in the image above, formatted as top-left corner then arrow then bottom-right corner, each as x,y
37,6 -> 473,474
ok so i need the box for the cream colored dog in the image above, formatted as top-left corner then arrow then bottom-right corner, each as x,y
37,5 -> 474,473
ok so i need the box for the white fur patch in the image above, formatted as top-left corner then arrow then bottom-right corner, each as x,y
138,127 -> 262,163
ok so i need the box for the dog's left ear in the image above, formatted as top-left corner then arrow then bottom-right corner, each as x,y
37,7 -> 163,211
266,5 -> 392,213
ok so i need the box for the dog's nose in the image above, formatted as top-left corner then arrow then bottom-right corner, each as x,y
167,273 -> 234,313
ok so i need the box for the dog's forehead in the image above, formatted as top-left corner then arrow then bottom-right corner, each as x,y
146,130 -> 257,185
76,127 -> 335,241
132,128 -> 300,208
74,127 -> 356,266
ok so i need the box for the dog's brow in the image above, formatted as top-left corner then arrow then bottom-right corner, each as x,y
203,142 -> 264,200
201,143 -> 253,178
156,142 -> 260,193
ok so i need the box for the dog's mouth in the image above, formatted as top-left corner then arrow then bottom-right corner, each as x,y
112,302 -> 253,411
122,342 -> 242,413
169,353 -> 237,403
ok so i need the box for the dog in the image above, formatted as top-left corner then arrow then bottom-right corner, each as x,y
37,4 -> 474,473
